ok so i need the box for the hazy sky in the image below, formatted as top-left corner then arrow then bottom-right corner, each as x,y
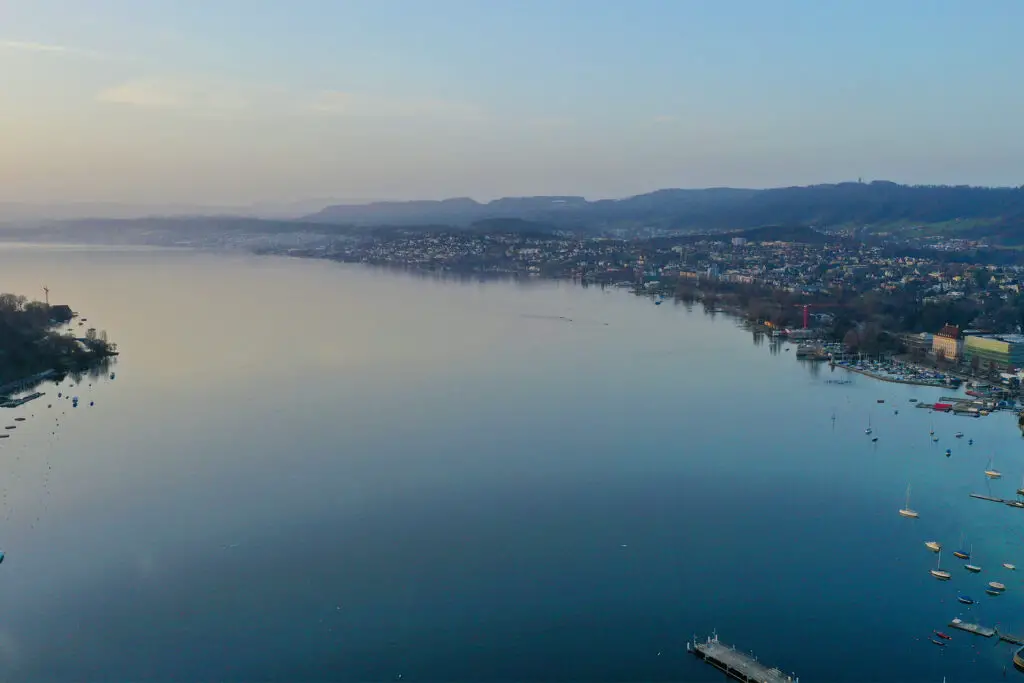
2,0 -> 1023,206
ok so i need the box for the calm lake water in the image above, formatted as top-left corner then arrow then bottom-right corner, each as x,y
0,244 -> 1022,682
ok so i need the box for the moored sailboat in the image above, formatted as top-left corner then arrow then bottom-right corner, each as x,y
931,551 -> 952,580
899,484 -> 919,518
985,457 -> 1002,479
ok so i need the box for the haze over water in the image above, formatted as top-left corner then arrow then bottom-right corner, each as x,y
0,245 -> 1022,682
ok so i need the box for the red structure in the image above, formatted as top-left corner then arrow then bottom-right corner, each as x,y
793,303 -> 839,329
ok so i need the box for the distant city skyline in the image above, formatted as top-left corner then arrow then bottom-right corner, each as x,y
2,0 -> 1023,206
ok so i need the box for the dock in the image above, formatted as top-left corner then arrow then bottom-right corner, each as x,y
0,391 -> 44,408
971,493 -> 1006,504
970,493 -> 1024,509
949,618 -> 996,637
688,633 -> 798,683
949,619 -> 1024,645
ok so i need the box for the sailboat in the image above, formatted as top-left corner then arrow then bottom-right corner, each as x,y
965,546 -> 981,572
899,484 -> 919,518
931,550 -> 952,580
984,457 -> 1002,479
865,415 -> 873,435
957,594 -> 976,605
1017,475 -> 1023,497
1004,563 -> 1017,570
953,533 -> 970,559
925,541 -> 942,553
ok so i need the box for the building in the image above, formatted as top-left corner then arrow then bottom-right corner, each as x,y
933,324 -> 963,361
903,332 -> 934,354
731,237 -> 747,246
963,334 -> 1024,370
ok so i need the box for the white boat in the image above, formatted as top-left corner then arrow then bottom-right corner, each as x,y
899,484 -> 919,518
1004,563 -> 1017,570
865,414 -> 873,435
985,457 -> 1002,479
931,551 -> 952,580
925,541 -> 942,553
964,544 -> 981,572
988,581 -> 1006,591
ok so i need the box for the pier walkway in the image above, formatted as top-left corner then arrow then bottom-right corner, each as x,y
688,633 -> 798,683
949,618 -> 1024,645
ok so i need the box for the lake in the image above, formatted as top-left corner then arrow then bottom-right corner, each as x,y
0,244 -> 1021,682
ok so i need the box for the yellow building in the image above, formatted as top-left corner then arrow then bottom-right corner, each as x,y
932,324 -> 962,361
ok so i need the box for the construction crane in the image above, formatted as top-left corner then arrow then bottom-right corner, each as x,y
793,302 -> 840,329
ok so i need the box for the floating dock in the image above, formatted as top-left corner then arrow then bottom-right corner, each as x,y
969,493 -> 1024,509
948,619 -> 1024,645
688,633 -> 798,683
0,391 -> 44,408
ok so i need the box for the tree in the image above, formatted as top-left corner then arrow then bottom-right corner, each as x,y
843,329 -> 860,350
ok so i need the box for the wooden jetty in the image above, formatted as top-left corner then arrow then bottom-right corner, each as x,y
949,618 -> 1024,645
688,633 -> 798,683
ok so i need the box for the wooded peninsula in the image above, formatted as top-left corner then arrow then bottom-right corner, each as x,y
0,293 -> 117,390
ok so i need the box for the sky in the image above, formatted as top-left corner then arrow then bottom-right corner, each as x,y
2,0 -> 1024,209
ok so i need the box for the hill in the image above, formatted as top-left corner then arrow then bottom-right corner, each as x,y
305,182 -> 1024,236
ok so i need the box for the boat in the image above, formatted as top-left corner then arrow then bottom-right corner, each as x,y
945,448 -> 951,457
925,541 -> 942,553
929,638 -> 946,646
964,544 -> 980,572
953,534 -> 970,559
899,484 -> 919,518
932,435 -> 939,442
0,550 -> 4,564
957,594 -> 976,605
985,457 -> 1002,479
1014,645 -> 1024,674
955,432 -> 964,438
877,399 -> 885,404
910,398 -> 918,402
865,415 -> 873,435
988,581 -> 1006,591
872,437 -> 879,443
931,551 -> 952,580
969,439 -> 974,445
986,588 -> 1002,596
13,417 -> 24,422
1004,563 -> 1017,570
1017,476 -> 1024,498
933,631 -> 952,640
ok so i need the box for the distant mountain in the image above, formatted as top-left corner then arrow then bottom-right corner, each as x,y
305,182 -> 1024,235
304,196 -> 591,226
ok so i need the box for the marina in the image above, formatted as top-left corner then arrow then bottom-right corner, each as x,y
688,633 -> 798,683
